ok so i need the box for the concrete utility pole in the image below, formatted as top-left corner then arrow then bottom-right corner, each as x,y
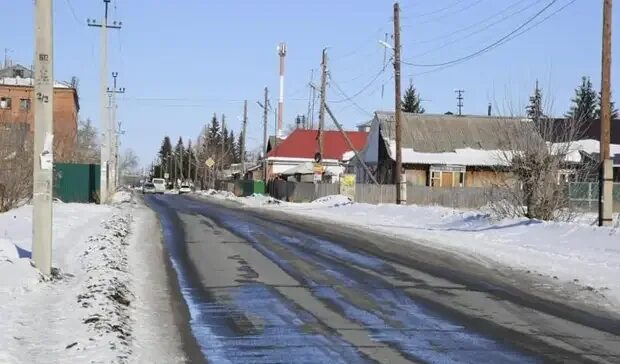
455,89 -> 465,116
318,48 -> 328,160
115,120 -> 124,187
32,0 -> 54,276
277,42 -> 287,138
88,0 -> 121,203
107,71 -> 125,192
599,0 -> 614,226
241,100 -> 248,175
393,1 -> 404,204
307,69 -> 315,129
262,88 -> 269,155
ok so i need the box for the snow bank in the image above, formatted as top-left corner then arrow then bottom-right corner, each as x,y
248,199 -> 620,309
0,192 -> 184,363
110,190 -> 133,204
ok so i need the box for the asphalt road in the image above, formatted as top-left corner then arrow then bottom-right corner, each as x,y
144,194 -> 620,364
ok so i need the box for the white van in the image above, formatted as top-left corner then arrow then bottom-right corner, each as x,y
152,178 -> 166,194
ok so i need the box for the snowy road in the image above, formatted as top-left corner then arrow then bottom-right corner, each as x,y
145,194 -> 620,364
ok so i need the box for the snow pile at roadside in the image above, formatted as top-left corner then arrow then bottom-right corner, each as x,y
0,194 -> 136,363
250,197 -> 620,308
196,189 -> 237,200
110,190 -> 133,204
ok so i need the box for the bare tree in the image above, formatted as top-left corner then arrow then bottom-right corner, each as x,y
0,124 -> 32,212
119,148 -> 139,175
491,98 -> 594,221
72,118 -> 99,164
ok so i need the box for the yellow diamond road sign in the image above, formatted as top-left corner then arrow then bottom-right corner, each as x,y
205,158 -> 215,168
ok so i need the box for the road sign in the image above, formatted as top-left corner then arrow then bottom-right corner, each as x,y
164,173 -> 169,179
205,158 -> 215,168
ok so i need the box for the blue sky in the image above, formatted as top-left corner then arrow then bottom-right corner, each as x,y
1,0 -> 617,166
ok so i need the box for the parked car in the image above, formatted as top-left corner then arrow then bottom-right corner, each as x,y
152,178 -> 166,194
142,182 -> 156,194
179,183 -> 192,194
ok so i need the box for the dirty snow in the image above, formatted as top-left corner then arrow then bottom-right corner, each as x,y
198,191 -> 620,310
0,192 -> 185,363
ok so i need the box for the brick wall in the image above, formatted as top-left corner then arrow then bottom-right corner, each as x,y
0,85 -> 78,160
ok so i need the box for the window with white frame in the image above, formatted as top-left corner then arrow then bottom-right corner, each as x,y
429,165 -> 466,187
0,97 -> 11,109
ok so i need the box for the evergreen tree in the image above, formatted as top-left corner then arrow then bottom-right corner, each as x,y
208,114 -> 221,148
526,80 -> 545,121
595,91 -> 619,119
175,137 -> 185,179
401,82 -> 425,113
156,136 -> 173,178
228,130 -> 235,164
565,76 -> 597,122
237,131 -> 244,163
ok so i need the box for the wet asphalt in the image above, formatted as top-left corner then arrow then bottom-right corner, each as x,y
144,194 -> 620,364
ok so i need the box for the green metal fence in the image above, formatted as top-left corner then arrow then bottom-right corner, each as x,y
53,163 -> 100,203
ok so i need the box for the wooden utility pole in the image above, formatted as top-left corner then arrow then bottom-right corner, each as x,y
599,0 -> 614,226
241,100 -> 248,176
318,48 -> 328,160
33,0 -> 54,275
393,1 -> 404,204
187,139 -> 192,184
221,114 -> 226,174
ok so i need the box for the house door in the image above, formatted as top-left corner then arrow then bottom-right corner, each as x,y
441,171 -> 454,188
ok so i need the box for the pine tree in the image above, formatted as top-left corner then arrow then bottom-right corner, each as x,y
526,80 -> 545,121
175,137 -> 185,179
565,76 -> 597,122
237,131 -> 244,164
208,114 -> 221,148
595,91 -> 619,119
156,136 -> 172,178
401,82 -> 425,113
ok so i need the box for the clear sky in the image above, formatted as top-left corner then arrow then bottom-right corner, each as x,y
1,0 -> 618,166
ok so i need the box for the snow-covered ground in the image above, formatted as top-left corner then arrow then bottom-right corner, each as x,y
0,191 -> 185,363
199,191 -> 620,310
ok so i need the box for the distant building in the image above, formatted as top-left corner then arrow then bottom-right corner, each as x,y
265,128 -> 369,182
0,64 -> 79,160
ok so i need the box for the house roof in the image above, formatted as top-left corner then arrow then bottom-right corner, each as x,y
0,64 -> 72,89
267,128 -> 369,160
374,111 -> 526,154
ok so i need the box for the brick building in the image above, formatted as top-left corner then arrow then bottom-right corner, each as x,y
0,64 -> 79,160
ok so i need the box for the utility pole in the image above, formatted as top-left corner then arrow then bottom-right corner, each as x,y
221,114 -> 226,174
107,71 -> 125,192
318,48 -> 328,160
307,69 -> 315,129
88,0 -> 121,203
381,32 -> 389,99
241,99 -> 248,176
599,0 -> 613,226
455,89 -> 465,116
187,139 -> 192,184
116,120 -> 124,187
32,0 -> 54,276
277,42 -> 287,138
393,1 -> 404,204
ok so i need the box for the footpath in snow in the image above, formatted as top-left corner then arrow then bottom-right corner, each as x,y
197,190 -> 620,311
0,191 -> 185,363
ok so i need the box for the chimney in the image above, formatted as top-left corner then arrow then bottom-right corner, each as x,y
487,103 -> 492,116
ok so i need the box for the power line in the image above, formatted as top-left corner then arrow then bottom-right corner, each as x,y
403,0 -> 466,18
329,67 -> 387,103
329,76 -> 374,117
402,0 -> 559,68
64,0 -> 83,25
409,0 -> 577,77
412,0 -> 540,58
408,0 -> 527,45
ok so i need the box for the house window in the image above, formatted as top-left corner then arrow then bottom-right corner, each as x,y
14,69 -> 24,78
429,165 -> 466,188
20,99 -> 31,111
431,171 -> 442,187
0,97 -> 11,109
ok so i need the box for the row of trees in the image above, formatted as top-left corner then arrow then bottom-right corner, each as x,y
402,76 -> 618,119
153,113 -> 246,183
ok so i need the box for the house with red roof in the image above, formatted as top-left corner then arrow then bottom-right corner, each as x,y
265,129 -> 369,181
